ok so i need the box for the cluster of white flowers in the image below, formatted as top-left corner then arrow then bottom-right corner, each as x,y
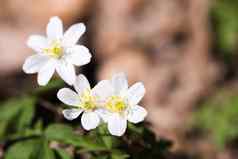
57,73 -> 147,136
23,16 -> 147,136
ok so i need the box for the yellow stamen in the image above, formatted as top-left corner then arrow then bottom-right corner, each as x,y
105,96 -> 127,113
78,89 -> 96,110
43,40 -> 63,58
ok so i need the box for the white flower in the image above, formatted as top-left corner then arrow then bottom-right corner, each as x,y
23,16 -> 92,86
99,72 -> 148,136
57,74 -> 112,130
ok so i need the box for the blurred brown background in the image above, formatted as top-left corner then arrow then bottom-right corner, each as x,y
0,0 -> 238,158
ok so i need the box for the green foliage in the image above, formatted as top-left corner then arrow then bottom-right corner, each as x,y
45,124 -> 108,151
33,79 -> 64,96
194,89 -> 238,149
55,149 -> 71,159
30,139 -> 56,159
0,83 -> 171,159
110,150 -> 129,159
212,0 -> 238,55
4,138 -> 56,159
0,96 -> 37,141
4,139 -> 41,159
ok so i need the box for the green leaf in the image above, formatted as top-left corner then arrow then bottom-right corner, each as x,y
128,123 -> 144,134
95,124 -> 120,149
0,103 -> 20,121
16,97 -> 36,131
0,96 -> 36,140
30,139 -> 55,159
92,155 -> 110,159
45,124 -> 107,151
4,128 -> 42,142
4,138 -> 41,159
44,124 -> 76,143
34,79 -> 64,95
101,136 -> 114,149
55,149 -> 72,159
0,122 -> 8,138
34,120 -> 44,132
75,136 -> 108,151
110,150 -> 129,159
5,138 -> 55,159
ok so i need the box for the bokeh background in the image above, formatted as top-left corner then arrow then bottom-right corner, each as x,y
0,0 -> 238,158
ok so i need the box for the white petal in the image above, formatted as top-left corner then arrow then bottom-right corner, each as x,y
107,114 -> 127,136
47,16 -> 63,40
92,80 -> 113,101
37,59 -> 56,86
62,108 -> 82,120
127,105 -> 147,124
66,45 -> 92,66
127,82 -> 145,105
27,35 -> 48,52
96,109 -> 112,123
56,61 -> 76,85
73,74 -> 90,94
22,54 -> 49,74
81,111 -> 100,130
112,72 -> 128,95
57,88 -> 80,106
62,23 -> 86,46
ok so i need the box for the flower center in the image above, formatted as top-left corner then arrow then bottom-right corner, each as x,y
78,89 -> 96,110
43,40 -> 63,58
105,96 -> 127,113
